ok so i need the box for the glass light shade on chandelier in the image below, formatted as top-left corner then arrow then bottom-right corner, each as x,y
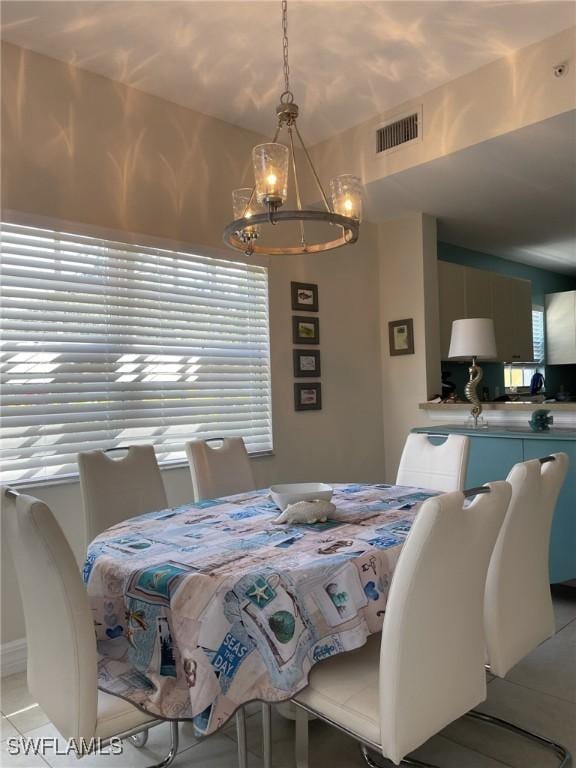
232,188 -> 263,242
330,174 -> 363,222
223,0 -> 362,256
253,143 -> 289,206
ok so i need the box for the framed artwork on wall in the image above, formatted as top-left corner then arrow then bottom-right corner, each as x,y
293,349 -> 321,378
292,316 -> 320,345
294,382 -> 322,411
388,318 -> 415,356
291,282 -> 319,312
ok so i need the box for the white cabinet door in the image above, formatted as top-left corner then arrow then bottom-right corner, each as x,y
546,291 -> 576,364
438,262 -> 465,360
512,279 -> 534,362
492,274 -> 516,362
464,266 -> 493,320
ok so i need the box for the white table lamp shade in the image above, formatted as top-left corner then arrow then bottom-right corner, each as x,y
449,318 -> 497,360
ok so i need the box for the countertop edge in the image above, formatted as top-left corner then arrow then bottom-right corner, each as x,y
419,402 -> 576,412
413,425 -> 576,440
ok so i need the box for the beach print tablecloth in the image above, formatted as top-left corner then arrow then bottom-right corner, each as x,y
84,483 -> 436,736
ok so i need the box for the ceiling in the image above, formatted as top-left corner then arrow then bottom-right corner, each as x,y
2,1 -> 575,143
365,110 -> 576,274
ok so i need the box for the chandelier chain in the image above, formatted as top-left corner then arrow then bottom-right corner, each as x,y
281,0 -> 291,98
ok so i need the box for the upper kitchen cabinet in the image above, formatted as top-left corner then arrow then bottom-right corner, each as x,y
464,266 -> 493,319
513,278 -> 534,361
493,274 -> 533,362
546,291 -> 576,364
492,273 -> 516,362
439,263 -> 533,362
438,261 -> 465,359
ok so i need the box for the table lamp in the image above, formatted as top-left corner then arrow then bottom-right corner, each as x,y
449,318 -> 497,427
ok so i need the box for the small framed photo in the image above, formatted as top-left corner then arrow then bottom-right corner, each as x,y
291,282 -> 318,312
293,316 -> 320,345
294,382 -> 322,411
293,349 -> 321,378
389,318 -> 414,356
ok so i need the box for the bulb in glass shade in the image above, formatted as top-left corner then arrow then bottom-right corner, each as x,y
232,188 -> 262,240
330,174 -> 362,221
252,143 -> 289,206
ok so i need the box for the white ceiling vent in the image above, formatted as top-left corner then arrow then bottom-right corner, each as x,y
376,108 -> 421,154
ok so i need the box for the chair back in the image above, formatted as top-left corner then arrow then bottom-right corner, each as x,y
79,445 -> 167,541
378,481 -> 511,764
2,490 -> 98,742
484,454 -> 569,677
396,433 -> 470,492
186,437 -> 255,501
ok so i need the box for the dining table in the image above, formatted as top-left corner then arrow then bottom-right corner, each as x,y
84,482 -> 437,738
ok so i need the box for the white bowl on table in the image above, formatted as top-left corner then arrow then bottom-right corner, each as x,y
270,483 -> 333,511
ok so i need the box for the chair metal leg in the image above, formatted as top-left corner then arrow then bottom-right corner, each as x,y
295,705 -> 309,768
361,744 -> 440,768
262,703 -> 272,768
130,728 -> 149,748
360,744 -> 440,768
236,707 -> 248,768
143,721 -> 179,768
466,710 -> 572,767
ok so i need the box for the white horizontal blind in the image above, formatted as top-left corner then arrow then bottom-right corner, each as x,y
0,222 -> 272,483
532,308 -> 545,364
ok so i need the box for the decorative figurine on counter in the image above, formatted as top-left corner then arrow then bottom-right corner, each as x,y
529,409 -> 553,432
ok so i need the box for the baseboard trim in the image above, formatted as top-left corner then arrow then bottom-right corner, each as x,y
1,638 -> 27,677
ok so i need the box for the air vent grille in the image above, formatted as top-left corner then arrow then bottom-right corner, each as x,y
376,112 -> 419,153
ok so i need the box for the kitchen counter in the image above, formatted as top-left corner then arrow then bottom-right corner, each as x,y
419,401 -> 576,429
420,401 -> 576,411
413,424 -> 576,441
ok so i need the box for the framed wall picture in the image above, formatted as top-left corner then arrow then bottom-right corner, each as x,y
293,349 -> 321,378
291,281 -> 319,312
292,316 -> 320,345
388,318 -> 415,356
294,382 -> 322,411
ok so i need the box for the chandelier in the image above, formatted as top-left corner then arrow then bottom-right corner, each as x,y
223,0 -> 362,256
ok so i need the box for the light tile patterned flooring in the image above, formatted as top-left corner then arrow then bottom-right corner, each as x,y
1,589 -> 575,767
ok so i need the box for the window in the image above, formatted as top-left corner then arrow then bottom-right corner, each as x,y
503,307 -> 545,392
532,307 -> 545,364
0,222 -> 272,484
504,365 -> 538,390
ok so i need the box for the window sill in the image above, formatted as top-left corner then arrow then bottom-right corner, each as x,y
3,451 -> 275,492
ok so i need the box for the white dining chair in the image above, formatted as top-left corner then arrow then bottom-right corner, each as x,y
184,436 -> 260,766
468,453 -> 571,766
80,444 -> 250,766
1,487 -> 178,767
78,445 -> 168,542
288,481 -> 511,768
185,437 -> 255,501
396,433 -> 470,492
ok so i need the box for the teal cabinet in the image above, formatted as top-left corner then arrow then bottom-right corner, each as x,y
414,426 -> 576,584
465,437 -> 524,488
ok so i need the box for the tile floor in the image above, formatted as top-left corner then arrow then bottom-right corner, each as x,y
1,589 -> 575,768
